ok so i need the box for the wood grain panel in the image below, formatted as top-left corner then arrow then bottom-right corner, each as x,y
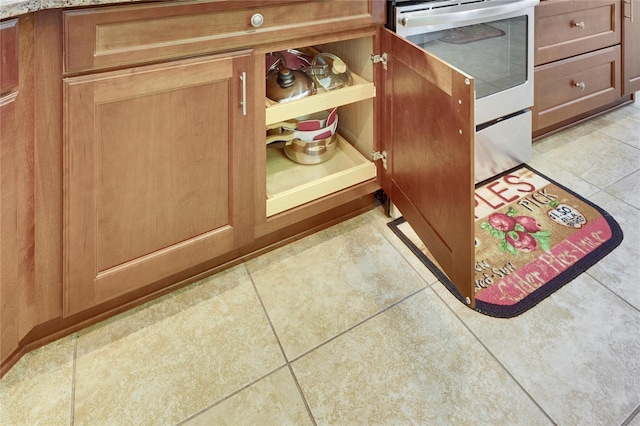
381,29 -> 475,307
535,0 -> 620,66
0,19 -> 18,95
533,46 -> 621,131
63,52 -> 253,315
0,13 -> 36,365
623,0 -> 640,95
0,93 -> 19,361
63,0 -> 378,73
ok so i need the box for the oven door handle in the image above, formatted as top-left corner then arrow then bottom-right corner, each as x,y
399,0 -> 540,29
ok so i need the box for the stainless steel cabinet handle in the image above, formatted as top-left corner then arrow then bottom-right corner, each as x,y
250,13 -> 264,28
240,72 -> 247,116
573,21 -> 585,30
574,81 -> 586,91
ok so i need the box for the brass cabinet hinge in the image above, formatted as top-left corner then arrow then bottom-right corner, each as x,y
370,53 -> 388,70
371,150 -> 387,169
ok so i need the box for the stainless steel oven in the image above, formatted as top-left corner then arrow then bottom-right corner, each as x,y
387,0 -> 539,182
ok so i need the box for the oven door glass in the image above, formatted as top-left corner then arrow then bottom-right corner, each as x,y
406,16 -> 527,100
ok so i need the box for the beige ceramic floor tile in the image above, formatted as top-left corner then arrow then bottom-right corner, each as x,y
433,274 -> 640,425
536,129 -> 640,189
183,367 -> 311,425
586,190 -> 640,309
587,106 -> 640,149
247,210 -> 430,361
0,336 -> 74,426
73,265 -> 285,426
527,153 -> 601,199
532,123 -> 599,157
605,169 -> 640,209
363,206 -> 440,286
292,289 -> 551,425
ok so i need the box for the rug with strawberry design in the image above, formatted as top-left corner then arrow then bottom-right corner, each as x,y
388,165 -> 623,318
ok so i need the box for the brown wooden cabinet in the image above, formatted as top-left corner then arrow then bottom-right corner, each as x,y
0,16 -> 36,366
623,0 -> 640,94
1,18 -> 21,363
62,52 -> 254,315
533,0 -> 624,136
2,0 -> 479,376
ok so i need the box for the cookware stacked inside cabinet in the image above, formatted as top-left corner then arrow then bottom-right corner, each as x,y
264,45 -> 377,217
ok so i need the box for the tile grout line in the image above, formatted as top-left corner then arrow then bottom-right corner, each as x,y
429,285 -> 558,426
242,262 -> 318,426
69,333 -> 78,426
174,365 -> 289,426
621,403 -> 640,426
286,285 -> 429,365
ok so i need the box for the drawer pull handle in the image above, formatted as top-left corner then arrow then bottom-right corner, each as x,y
573,21 -> 585,30
574,81 -> 586,91
250,13 -> 264,28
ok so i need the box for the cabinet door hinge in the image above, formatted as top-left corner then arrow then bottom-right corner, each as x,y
370,53 -> 388,70
371,150 -> 387,169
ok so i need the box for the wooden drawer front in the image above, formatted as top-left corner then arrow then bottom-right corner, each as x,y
533,45 -> 621,131
535,0 -> 621,65
64,0 -> 380,73
0,19 -> 18,95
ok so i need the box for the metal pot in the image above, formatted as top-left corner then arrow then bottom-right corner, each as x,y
284,133 -> 337,165
266,68 -> 315,103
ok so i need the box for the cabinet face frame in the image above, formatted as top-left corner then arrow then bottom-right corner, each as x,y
622,0 -> 640,94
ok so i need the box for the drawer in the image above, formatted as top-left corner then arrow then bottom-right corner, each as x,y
532,45 -> 621,132
0,19 -> 18,95
63,0 -> 383,74
535,0 -> 621,65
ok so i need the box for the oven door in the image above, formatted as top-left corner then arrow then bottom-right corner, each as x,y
379,28 -> 476,307
395,0 -> 537,124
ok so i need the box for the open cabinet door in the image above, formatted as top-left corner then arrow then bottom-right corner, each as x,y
379,29 -> 476,308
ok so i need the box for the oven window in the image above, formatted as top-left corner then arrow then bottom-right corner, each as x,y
407,16 -> 528,99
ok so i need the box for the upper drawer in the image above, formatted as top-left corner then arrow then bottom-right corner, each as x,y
0,19 -> 18,95
535,0 -> 621,65
63,0 -> 383,74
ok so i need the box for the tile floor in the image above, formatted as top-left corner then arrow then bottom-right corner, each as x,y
1,99 -> 639,425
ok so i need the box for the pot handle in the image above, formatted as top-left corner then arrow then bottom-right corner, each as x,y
266,120 -> 298,131
266,129 -> 295,145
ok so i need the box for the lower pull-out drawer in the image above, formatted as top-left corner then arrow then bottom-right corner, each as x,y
533,45 -> 621,132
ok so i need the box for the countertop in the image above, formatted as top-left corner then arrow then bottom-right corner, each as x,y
0,0 -> 149,19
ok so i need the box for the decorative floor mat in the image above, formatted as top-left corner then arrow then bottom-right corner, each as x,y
388,165 -> 624,318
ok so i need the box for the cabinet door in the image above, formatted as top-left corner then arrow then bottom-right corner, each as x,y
1,93 -> 19,361
380,29 -> 476,307
63,52 -> 253,316
623,0 -> 640,95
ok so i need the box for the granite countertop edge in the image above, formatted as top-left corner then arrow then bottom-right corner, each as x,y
1,0 -> 152,20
